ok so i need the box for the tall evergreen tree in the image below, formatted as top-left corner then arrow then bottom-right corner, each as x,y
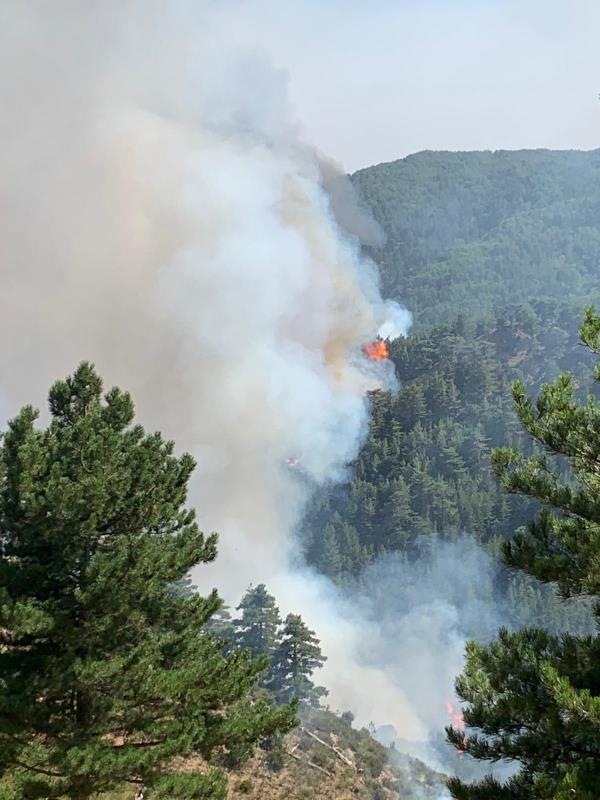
447,310 -> 600,800
317,523 -> 342,577
207,603 -> 236,652
269,614 -> 327,707
234,584 -> 282,661
0,363 -> 295,800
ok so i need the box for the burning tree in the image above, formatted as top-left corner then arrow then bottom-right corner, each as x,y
0,363 -> 295,800
445,700 -> 465,737
447,309 -> 600,800
362,337 -> 390,361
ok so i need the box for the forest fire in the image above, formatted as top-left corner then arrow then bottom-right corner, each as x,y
447,699 -> 466,755
446,700 -> 465,733
362,338 -> 390,361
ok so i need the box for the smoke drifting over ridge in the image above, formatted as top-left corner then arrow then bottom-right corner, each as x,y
0,0 -> 418,730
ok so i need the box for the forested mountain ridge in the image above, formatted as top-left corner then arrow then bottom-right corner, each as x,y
351,149 -> 600,328
303,150 -> 600,598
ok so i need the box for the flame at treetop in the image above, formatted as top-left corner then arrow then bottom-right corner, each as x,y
362,338 -> 390,361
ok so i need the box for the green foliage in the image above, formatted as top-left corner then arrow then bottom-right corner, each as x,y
0,363 -> 295,800
262,732 -> 287,773
312,150 -> 600,582
353,736 -> 387,781
491,334 -> 600,597
268,615 -> 328,707
352,149 -> 600,329
206,604 -> 236,654
447,314 -> 600,798
298,708 -> 387,781
275,707 -> 447,800
303,301 -> 597,577
234,585 -> 282,662
365,782 -> 387,800
230,588 -> 327,709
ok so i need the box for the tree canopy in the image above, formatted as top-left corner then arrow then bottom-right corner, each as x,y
269,614 -> 328,707
351,149 -> 600,329
234,584 -> 282,663
0,363 -> 295,800
446,310 -> 600,799
226,587 -> 328,708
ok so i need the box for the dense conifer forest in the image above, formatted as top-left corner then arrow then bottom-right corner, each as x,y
303,149 -> 600,579
352,149 -> 600,328
301,151 -> 600,660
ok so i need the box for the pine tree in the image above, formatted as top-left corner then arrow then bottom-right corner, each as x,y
447,309 -> 600,799
206,603 -> 236,653
269,614 -> 328,707
234,584 -> 282,661
0,363 -> 295,800
379,477 -> 413,552
317,523 -> 342,578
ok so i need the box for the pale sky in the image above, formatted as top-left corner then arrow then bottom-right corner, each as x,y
221,0 -> 600,171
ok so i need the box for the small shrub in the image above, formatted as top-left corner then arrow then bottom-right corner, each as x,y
262,732 -> 287,772
219,741 -> 253,770
237,778 -> 253,794
310,748 -> 333,769
356,738 -> 387,779
367,781 -> 388,800
337,774 -> 354,791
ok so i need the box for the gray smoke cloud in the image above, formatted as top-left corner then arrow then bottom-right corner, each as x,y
0,1 -> 408,577
0,0 -> 416,738
285,536 -> 593,779
269,541 -> 478,752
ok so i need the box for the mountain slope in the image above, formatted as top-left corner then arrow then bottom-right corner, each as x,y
351,149 -> 600,328
87,710 -> 444,800
302,300 -> 600,586
302,150 -> 600,600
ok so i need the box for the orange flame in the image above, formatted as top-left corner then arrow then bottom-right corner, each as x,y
446,700 -> 465,733
362,338 -> 390,361
446,699 -> 466,756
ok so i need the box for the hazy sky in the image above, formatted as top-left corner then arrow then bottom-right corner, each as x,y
221,0 -> 600,171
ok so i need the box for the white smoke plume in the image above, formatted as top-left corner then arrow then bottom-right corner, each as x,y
292,536 -> 593,777
0,0 -> 416,736
0,2 -> 408,569
268,542 -> 480,758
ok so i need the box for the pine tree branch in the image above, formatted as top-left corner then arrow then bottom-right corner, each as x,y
13,758 -> 64,778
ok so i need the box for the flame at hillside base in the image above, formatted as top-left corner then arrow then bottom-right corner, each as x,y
446,700 -> 465,734
446,699 -> 466,757
363,338 -> 390,361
